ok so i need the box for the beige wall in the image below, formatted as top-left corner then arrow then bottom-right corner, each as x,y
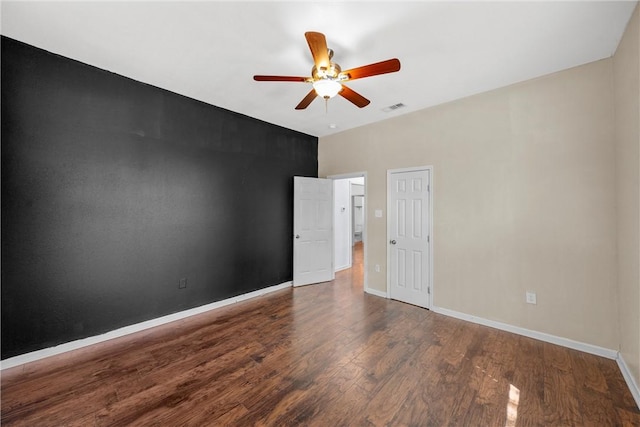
319,59 -> 620,349
614,4 -> 640,386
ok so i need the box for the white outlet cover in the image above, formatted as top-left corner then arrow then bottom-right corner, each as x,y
526,291 -> 537,304
375,209 -> 383,218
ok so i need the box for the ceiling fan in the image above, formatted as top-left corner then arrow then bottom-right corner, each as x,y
253,32 -> 401,110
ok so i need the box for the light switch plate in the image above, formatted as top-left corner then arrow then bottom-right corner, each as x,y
375,209 -> 383,218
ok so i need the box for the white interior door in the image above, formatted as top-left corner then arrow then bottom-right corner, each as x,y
293,176 -> 334,286
388,168 -> 431,308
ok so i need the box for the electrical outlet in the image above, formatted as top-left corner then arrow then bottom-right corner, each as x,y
375,264 -> 380,273
179,278 -> 187,289
526,291 -> 536,305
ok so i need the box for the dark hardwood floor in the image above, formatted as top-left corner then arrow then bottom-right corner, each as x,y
2,242 -> 639,426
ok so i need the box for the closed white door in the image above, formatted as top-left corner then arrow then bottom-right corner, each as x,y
388,168 -> 431,308
293,176 -> 334,286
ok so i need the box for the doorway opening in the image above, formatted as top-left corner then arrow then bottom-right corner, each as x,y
329,172 -> 367,293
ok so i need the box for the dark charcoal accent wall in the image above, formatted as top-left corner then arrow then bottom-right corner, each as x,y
1,37 -> 318,359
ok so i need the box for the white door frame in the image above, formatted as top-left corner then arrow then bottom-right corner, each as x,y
327,172 -> 368,293
386,166 -> 434,308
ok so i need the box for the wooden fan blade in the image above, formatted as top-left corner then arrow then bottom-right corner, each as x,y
305,32 -> 330,69
295,89 -> 318,110
339,85 -> 370,108
254,75 -> 308,82
341,58 -> 401,81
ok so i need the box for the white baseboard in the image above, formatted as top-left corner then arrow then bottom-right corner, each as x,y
617,352 -> 640,410
1,281 -> 293,370
430,306 -> 619,360
364,287 -> 388,298
335,264 -> 352,273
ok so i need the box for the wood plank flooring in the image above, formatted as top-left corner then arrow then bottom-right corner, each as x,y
2,242 -> 639,426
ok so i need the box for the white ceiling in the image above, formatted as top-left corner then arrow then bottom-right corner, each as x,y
1,1 -> 637,137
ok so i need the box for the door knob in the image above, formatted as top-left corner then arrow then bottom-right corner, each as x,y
295,235 -> 300,239
390,240 -> 396,245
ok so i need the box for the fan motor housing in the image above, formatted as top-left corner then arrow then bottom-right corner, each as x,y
312,62 -> 341,81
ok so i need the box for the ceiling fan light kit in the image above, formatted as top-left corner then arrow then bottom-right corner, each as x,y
312,79 -> 342,99
253,31 -> 401,110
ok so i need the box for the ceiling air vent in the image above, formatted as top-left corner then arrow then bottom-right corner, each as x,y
382,103 -> 406,113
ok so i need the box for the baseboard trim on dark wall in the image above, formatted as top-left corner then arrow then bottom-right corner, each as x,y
1,281 -> 293,370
